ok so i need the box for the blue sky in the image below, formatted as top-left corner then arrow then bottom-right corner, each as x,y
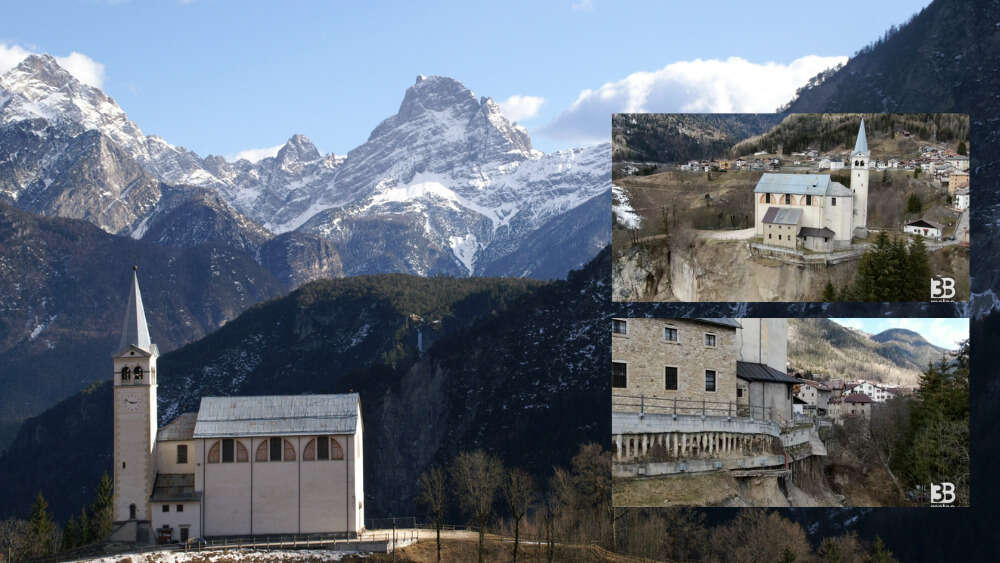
831,318 -> 969,350
2,0 -> 931,158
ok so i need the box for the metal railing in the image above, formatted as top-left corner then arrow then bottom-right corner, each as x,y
613,393 -> 774,421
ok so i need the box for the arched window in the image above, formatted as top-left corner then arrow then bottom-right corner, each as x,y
207,441 -> 221,463
134,366 -> 144,382
303,437 -> 344,461
120,367 -> 131,382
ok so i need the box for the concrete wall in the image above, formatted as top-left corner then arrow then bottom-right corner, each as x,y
763,222 -> 797,248
737,318 -> 787,374
113,352 -> 158,524
821,194 -> 853,243
612,319 -> 737,413
746,381 -> 793,423
151,501 -> 200,542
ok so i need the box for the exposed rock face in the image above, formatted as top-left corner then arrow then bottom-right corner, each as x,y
258,231 -> 344,289
1,58 -> 611,279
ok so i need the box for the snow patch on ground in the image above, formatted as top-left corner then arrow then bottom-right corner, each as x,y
612,184 -> 641,229
77,548 -> 363,562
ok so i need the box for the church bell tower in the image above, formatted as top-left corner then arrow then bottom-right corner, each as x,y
851,118 -> 870,239
112,266 -> 159,529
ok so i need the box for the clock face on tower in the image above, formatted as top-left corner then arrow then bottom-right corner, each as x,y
123,393 -> 140,413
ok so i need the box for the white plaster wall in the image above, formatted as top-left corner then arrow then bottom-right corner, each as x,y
354,416 -> 364,532
737,318 -> 786,374
200,439 -> 252,536
299,437 -> 351,534
852,164 -> 869,231
251,436 -> 301,535
151,501 -> 200,542
822,195 -> 854,241
156,440 -> 195,474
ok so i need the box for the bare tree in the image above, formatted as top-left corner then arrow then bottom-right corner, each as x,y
452,450 -> 503,563
503,468 -> 536,562
418,466 -> 447,563
870,397 -> 911,500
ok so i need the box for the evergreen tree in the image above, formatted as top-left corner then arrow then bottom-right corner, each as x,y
28,492 -> 56,557
906,193 -> 922,214
88,472 -> 114,541
957,141 -> 967,156
62,515 -> 78,550
77,506 -> 92,546
822,281 -> 836,302
905,237 -> 931,300
870,536 -> 896,562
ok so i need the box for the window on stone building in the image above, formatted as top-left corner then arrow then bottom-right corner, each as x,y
806,195 -> 812,205
705,370 -> 717,392
318,436 -> 330,460
664,367 -> 678,390
222,438 -> 234,463
664,327 -> 678,342
784,194 -> 790,204
270,437 -> 282,461
134,366 -> 143,382
765,193 -> 771,203
177,444 -> 188,464
129,504 -> 136,519
612,319 -> 627,335
612,362 -> 627,388
737,387 -> 744,398
704,333 -> 716,347
162,504 -> 169,513
177,504 -> 183,512
120,367 -> 130,382
832,198 -> 837,206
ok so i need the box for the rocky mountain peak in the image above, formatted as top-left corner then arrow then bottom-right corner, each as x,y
4,54 -> 76,90
393,74 -> 481,123
276,133 -> 321,164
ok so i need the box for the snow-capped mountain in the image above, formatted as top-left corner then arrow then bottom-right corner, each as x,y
0,55 -> 611,279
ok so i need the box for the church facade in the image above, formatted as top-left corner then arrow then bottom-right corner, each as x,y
111,269 -> 364,544
753,120 -> 870,251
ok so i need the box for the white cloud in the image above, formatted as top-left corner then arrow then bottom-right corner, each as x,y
498,95 -> 545,122
0,43 -> 106,88
230,144 -> 284,163
572,0 -> 594,11
539,55 -> 848,145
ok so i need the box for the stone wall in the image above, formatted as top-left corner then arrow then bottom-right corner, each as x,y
612,318 -> 737,413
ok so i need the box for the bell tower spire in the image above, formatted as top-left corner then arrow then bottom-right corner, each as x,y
111,266 -> 159,539
851,119 -> 870,239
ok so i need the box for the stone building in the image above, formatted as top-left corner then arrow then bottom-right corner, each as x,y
611,318 -> 740,415
111,269 -> 365,544
753,120 -> 871,249
830,392 -> 873,423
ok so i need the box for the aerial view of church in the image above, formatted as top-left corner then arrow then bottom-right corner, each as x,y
110,268 -> 364,544
611,113 -> 970,302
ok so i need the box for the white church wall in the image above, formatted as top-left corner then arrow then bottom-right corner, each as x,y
200,439 -> 252,536
354,416 -> 364,532
113,369 -> 157,523
151,501 -> 200,542
156,440 -> 196,474
251,436 -> 302,535
299,436 -> 354,534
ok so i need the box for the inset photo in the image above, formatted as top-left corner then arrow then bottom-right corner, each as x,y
610,317 -> 969,507
612,113 -> 970,302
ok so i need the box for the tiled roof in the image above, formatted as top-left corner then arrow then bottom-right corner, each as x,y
843,392 -> 873,404
798,227 -> 836,238
192,394 -> 360,438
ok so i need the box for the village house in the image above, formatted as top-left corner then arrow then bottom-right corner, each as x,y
754,120 -> 870,251
847,381 -> 896,403
831,393 -> 873,423
955,187 -> 970,211
949,170 -> 970,193
111,269 -> 365,544
947,155 -> 970,171
904,219 -> 942,239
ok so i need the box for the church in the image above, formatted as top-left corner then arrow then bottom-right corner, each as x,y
110,268 -> 365,544
753,120 -> 870,251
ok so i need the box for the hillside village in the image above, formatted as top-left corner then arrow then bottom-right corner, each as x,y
611,114 -> 970,302
611,317 -> 963,508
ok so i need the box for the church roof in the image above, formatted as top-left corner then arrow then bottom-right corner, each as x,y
755,173 -> 830,196
853,119 -> 869,154
192,394 -> 360,438
151,473 -> 199,502
736,361 -> 800,385
762,206 -> 802,225
798,227 -> 836,239
117,269 -> 153,355
906,219 -> 942,229
157,413 -> 198,442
